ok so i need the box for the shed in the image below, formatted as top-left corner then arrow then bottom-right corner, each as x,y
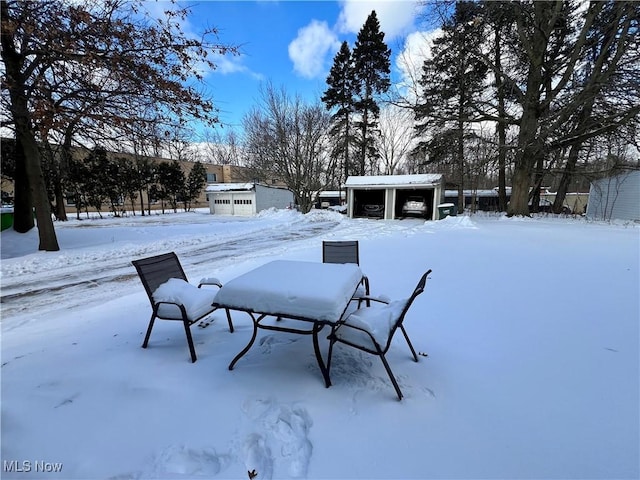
586,170 -> 640,222
206,183 -> 294,216
345,174 -> 444,220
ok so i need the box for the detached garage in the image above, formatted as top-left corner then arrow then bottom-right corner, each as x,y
345,174 -> 444,220
206,183 -> 294,216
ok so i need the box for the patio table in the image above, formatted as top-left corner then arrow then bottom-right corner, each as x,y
212,259 -> 364,387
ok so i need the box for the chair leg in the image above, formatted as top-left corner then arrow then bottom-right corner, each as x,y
363,277 -> 370,307
313,324 -> 331,388
400,325 -> 419,362
142,315 -> 156,348
225,309 -> 234,333
183,320 -> 197,363
326,330 -> 335,379
379,353 -> 403,400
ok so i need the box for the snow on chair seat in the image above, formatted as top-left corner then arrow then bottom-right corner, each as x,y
327,269 -> 432,400
153,278 -> 220,321
132,252 -> 233,363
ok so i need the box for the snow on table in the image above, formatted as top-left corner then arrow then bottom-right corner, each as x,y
213,260 -> 363,322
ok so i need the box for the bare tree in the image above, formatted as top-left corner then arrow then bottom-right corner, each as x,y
163,126 -> 201,163
375,105 -> 416,174
505,1 -> 639,216
202,129 -> 244,165
243,83 -> 331,213
1,0 -> 237,250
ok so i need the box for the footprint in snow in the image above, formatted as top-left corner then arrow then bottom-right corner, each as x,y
241,397 -> 313,479
243,433 -> 273,480
150,444 -> 230,477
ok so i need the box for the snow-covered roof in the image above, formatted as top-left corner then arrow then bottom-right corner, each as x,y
445,188 -> 513,197
345,174 -> 443,188
445,189 -> 499,197
205,183 -> 254,192
317,191 -> 346,198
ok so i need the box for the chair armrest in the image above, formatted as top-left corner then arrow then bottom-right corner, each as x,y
198,277 -> 222,288
356,295 -> 389,304
361,275 -> 370,295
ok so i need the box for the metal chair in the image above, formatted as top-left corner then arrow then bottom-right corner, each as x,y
327,270 -> 432,400
132,252 -> 233,362
322,240 -> 370,301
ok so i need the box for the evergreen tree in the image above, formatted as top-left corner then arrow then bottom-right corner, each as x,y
83,148 -> 111,218
156,160 -> 185,213
66,155 -> 90,219
414,1 -> 488,213
322,41 -> 357,183
352,10 -> 391,175
184,161 -> 207,211
133,156 -> 155,216
115,157 -> 139,216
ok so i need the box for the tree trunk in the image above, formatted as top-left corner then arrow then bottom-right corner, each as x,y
497,124 -> 507,211
509,163 -> 533,216
359,109 -> 368,175
494,22 -> 508,211
54,184 -> 67,221
2,0 -> 59,250
457,108 -> 465,213
344,114 -> 350,180
11,138 -> 35,233
18,128 -> 60,250
530,156 -> 545,213
508,1 -> 557,217
553,143 -> 580,213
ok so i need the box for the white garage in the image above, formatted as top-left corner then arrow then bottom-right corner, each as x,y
345,174 -> 445,220
206,183 -> 294,216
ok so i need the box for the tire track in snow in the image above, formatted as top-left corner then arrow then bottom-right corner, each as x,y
0,220 -> 338,320
1,214 -> 426,323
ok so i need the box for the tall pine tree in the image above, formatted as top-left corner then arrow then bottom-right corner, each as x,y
322,41 -> 357,184
352,10 -> 391,175
414,1 -> 488,212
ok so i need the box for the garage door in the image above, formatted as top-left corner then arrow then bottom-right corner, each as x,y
232,193 -> 254,216
212,193 -> 233,215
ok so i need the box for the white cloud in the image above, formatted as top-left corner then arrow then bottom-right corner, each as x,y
395,29 -> 439,102
336,0 -> 423,39
288,20 -> 340,79
205,53 -> 264,81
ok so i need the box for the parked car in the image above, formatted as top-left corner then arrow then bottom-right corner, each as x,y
361,204 -> 384,218
402,196 -> 428,217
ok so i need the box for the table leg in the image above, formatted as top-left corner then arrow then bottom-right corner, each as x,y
229,313 -> 259,370
312,323 -> 332,388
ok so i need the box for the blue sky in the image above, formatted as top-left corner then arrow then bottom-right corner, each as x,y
174,1 -> 430,135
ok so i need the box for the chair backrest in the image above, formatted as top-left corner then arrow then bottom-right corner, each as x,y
322,240 -> 360,265
132,252 -> 188,303
384,269 -> 432,350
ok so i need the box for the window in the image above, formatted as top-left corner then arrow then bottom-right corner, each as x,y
207,173 -> 217,182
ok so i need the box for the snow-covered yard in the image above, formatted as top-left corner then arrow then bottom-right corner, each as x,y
1,209 -> 638,479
